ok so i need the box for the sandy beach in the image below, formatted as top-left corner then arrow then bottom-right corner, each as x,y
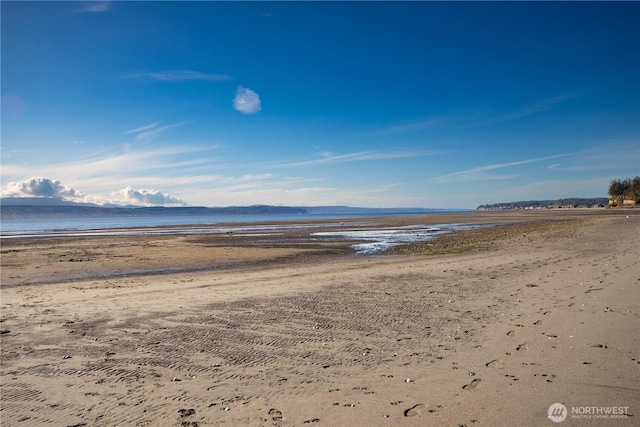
1,209 -> 638,426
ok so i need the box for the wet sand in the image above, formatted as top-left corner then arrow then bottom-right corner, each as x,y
1,209 -> 638,426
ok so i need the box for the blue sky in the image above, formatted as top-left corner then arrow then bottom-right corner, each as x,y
2,1 -> 638,208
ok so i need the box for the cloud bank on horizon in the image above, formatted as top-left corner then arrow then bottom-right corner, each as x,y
2,177 -> 186,207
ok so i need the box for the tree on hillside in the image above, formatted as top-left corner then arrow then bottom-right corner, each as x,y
608,177 -> 640,205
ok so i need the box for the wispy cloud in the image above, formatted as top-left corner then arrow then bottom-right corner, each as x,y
124,121 -> 189,142
498,176 -> 613,201
125,122 -> 160,135
431,154 -> 568,183
192,180 -> 420,208
365,95 -> 576,136
0,145 -> 222,204
127,70 -> 232,82
1,145 -> 218,190
539,141 -> 640,172
466,95 -> 576,128
372,116 -> 448,136
270,149 -> 441,168
76,1 -> 111,13
1,147 -> 425,207
233,86 -> 262,114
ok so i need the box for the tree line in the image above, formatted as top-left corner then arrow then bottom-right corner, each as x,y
608,177 -> 640,206
477,198 -> 608,210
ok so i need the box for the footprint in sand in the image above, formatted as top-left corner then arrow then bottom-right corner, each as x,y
590,343 -> 608,349
462,378 -> 481,390
178,408 -> 196,418
485,359 -> 504,369
404,403 -> 426,417
269,408 -> 283,424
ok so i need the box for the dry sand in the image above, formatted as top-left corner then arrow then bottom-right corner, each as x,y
1,209 -> 638,426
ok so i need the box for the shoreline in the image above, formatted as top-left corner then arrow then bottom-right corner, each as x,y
1,209 -> 638,426
1,209 -> 632,288
0,207 -> 624,238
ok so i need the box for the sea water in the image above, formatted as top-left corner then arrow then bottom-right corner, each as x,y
0,213 -> 341,235
312,223 -> 484,254
0,211 -> 481,254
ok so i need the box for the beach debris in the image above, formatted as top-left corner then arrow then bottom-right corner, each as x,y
63,355 -> 72,359
0,330 -> 10,335
405,378 -> 414,383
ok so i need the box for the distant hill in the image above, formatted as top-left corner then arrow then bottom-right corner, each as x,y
0,197 -> 101,207
0,199 -> 307,220
477,198 -> 608,210
300,206 -> 464,215
0,198 -> 462,220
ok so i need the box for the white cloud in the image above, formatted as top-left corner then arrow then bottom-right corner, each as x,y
4,177 -> 82,199
233,86 -> 261,114
1,177 -> 185,206
112,186 -> 186,206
